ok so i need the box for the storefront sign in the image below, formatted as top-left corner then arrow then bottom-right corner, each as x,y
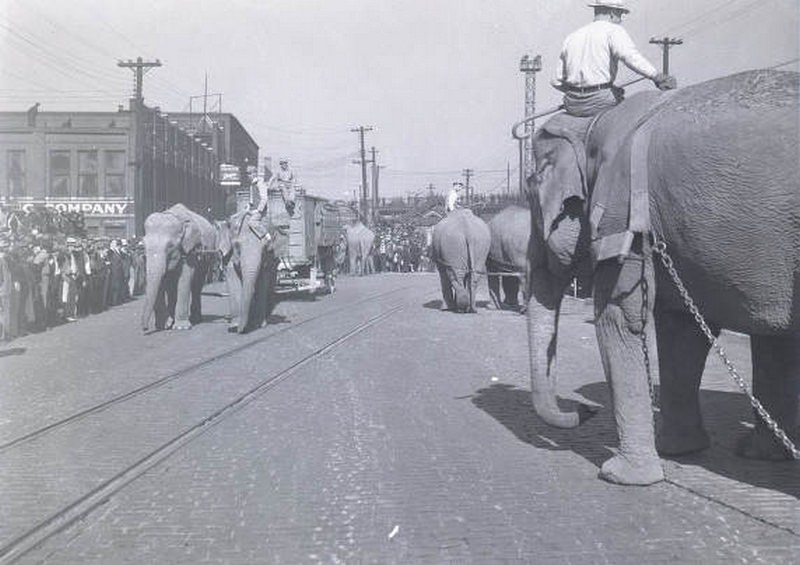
18,200 -> 134,216
219,163 -> 241,186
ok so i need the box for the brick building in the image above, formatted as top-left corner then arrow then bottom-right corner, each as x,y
0,102 -> 258,237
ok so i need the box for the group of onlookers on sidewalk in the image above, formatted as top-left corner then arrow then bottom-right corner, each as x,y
373,223 -> 432,274
0,229 -> 145,343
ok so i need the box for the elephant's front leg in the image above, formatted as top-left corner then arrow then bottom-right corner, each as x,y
593,251 -> 664,485
173,263 -> 195,330
656,308 -> 715,456
225,262 -> 242,332
488,274 -> 502,309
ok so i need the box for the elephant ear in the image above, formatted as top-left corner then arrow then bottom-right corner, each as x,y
531,132 -> 585,239
179,219 -> 202,255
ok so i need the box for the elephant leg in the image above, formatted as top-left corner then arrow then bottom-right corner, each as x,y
173,264 -> 194,330
656,308 -> 716,456
488,274 -> 502,309
437,265 -> 456,311
451,270 -> 470,313
225,263 -> 242,331
593,251 -> 663,486
502,276 -> 520,307
189,265 -> 205,325
737,334 -> 800,460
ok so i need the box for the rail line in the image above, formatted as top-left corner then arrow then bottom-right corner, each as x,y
0,286 -> 409,455
0,304 -> 404,563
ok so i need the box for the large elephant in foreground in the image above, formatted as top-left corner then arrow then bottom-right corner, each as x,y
432,208 -> 491,313
217,211 -> 284,333
487,204 -> 530,310
525,69 -> 799,485
344,222 -> 375,276
141,203 -> 217,331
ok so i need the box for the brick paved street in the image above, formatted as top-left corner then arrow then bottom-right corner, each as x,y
1,273 -> 798,564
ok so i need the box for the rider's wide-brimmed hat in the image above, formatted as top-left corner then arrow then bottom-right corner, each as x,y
587,0 -> 630,13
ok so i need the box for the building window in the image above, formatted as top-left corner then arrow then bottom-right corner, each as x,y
49,150 -> 71,197
78,150 -> 98,197
104,150 -> 126,197
7,150 -> 26,197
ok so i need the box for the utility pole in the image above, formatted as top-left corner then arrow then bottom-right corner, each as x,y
118,57 -> 161,235
463,168 -> 473,207
506,161 -> 511,196
117,57 -> 162,104
519,54 -> 542,196
351,126 -> 373,223
649,37 -> 683,74
370,146 -> 379,225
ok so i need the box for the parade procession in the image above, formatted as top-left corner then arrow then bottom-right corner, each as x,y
0,1 -> 798,563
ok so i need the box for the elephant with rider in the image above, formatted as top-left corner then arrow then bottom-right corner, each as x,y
524,69 -> 800,485
431,208 -> 491,313
217,210 -> 285,334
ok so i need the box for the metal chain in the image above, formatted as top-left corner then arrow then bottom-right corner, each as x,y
651,234 -> 800,460
639,237 -> 657,411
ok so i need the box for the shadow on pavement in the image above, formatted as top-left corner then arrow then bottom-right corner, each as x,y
422,299 -> 443,310
471,381 -> 800,499
0,347 -> 26,358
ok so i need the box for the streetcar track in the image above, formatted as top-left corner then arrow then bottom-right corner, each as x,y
0,287 -> 410,455
0,305 -> 404,563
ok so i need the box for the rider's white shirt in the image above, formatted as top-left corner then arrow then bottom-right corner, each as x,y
553,20 -> 658,88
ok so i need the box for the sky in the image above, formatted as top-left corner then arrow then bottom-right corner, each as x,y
1,0 -> 798,200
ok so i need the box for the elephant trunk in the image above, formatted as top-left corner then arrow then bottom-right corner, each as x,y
141,256 -> 166,331
526,294 -> 592,428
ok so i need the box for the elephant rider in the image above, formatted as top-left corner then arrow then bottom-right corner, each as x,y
247,171 -> 272,240
267,159 -> 297,217
446,181 -> 464,213
552,0 -> 677,118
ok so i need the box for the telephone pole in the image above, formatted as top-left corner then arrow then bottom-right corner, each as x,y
117,57 -> 162,105
649,37 -> 683,74
370,146 -> 379,224
351,126 -> 373,223
463,168 -> 473,207
519,54 -> 542,194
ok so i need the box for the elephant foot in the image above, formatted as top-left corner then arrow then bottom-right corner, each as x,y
599,454 -> 664,486
735,429 -> 797,461
657,426 -> 710,456
173,320 -> 192,330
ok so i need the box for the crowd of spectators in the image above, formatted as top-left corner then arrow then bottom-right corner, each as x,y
0,206 -> 145,343
372,223 -> 432,274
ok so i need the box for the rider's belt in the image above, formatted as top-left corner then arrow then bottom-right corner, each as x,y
564,82 -> 612,94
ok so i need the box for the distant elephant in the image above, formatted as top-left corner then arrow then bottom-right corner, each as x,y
525,70 -> 800,486
141,203 -> 217,332
344,222 -> 375,276
432,208 -> 491,313
217,211 -> 284,333
487,205 -> 530,311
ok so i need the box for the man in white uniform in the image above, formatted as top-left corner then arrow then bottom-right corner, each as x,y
446,181 -> 464,213
552,0 -> 676,117
267,159 -> 297,217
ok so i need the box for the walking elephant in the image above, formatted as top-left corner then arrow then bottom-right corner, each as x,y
525,69 -> 800,485
141,203 -> 217,332
217,211 -> 285,334
344,222 -> 375,276
487,204 -> 530,311
432,208 -> 491,313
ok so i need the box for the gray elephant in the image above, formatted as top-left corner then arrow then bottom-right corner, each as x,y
432,208 -> 491,313
344,222 -> 375,276
217,211 -> 285,334
141,203 -> 217,332
525,69 -> 800,485
487,205 -> 530,311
